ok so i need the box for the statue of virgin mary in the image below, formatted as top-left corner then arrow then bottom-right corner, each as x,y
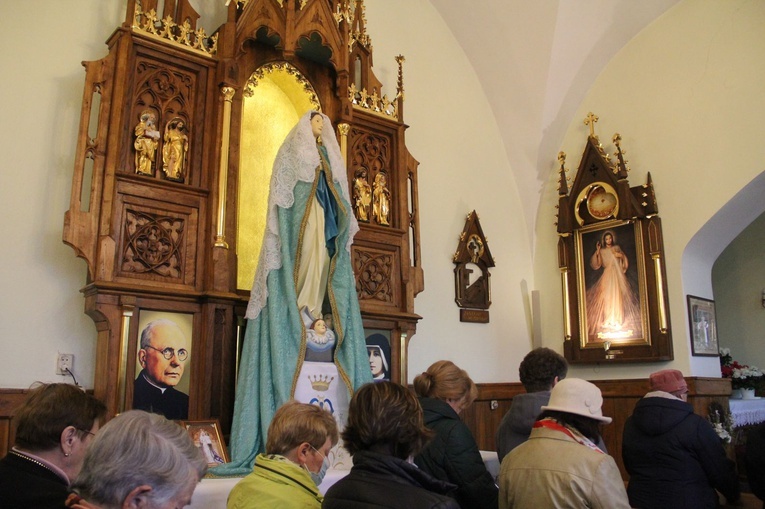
215,111 -> 371,475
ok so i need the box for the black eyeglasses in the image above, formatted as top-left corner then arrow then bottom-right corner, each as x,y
77,428 -> 96,437
144,344 -> 188,361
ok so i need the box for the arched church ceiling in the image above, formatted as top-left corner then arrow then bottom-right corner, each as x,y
429,0 -> 681,240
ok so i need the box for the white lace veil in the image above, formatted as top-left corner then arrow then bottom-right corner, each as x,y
245,111 -> 359,319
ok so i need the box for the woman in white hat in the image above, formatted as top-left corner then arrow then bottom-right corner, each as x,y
498,378 -> 630,509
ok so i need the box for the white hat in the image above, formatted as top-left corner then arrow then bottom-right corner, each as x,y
541,378 -> 612,424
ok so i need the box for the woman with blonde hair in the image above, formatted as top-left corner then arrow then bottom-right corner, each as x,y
414,360 -> 498,509
227,400 -> 338,509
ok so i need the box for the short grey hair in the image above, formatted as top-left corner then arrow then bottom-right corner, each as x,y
73,410 -> 208,507
140,318 -> 183,349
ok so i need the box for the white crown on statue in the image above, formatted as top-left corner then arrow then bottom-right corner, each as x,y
308,374 -> 334,392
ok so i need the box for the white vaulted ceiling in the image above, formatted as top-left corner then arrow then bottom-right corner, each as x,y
428,0 -> 680,238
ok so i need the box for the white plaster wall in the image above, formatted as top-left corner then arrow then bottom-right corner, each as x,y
534,0 -> 765,380
712,211 -> 765,371
365,1 -> 534,383
0,1 -> 125,389
6,0 -> 760,390
0,0 -> 533,388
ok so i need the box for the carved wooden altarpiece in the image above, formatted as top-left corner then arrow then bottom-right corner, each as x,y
556,113 -> 672,364
63,0 -> 424,433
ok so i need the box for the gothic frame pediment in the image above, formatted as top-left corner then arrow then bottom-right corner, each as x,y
555,113 -> 672,364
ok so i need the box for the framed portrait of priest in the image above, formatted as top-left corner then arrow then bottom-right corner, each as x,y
132,310 -> 194,420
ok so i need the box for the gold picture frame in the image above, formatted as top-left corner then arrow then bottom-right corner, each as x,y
182,419 -> 229,467
686,295 -> 719,357
556,115 -> 673,363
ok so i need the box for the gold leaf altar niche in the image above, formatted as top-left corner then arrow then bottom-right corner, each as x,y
62,0 -> 424,447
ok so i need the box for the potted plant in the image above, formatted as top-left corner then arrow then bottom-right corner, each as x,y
720,348 -> 763,399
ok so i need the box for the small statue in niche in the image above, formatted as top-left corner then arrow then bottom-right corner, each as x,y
162,117 -> 189,181
302,306 -> 337,363
467,234 -> 484,264
372,170 -> 391,226
134,110 -> 160,175
353,168 -> 372,222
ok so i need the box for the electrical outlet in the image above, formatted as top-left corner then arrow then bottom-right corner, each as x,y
57,354 -> 74,375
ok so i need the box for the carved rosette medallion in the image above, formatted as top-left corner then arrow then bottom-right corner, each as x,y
122,210 -> 185,278
353,250 -> 393,303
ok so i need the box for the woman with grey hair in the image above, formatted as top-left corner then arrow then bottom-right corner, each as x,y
66,410 -> 207,509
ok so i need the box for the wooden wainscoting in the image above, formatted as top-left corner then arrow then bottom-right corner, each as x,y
1,377 -> 731,480
461,377 -> 732,479
0,389 -> 29,457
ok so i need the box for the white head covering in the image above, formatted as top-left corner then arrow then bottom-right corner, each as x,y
541,378 -> 612,424
245,111 -> 358,319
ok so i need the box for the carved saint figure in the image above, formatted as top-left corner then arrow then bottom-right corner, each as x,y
585,230 -> 640,338
372,171 -> 391,226
353,168 -> 372,222
134,110 -> 160,175
162,117 -> 188,181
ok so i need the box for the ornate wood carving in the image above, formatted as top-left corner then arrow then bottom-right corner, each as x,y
556,114 -> 672,363
349,126 -> 392,227
121,210 -> 185,278
453,211 -> 494,322
353,248 -> 395,304
63,0 -> 423,426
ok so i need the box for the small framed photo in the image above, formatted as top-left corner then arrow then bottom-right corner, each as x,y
687,295 -> 719,356
182,420 -> 229,467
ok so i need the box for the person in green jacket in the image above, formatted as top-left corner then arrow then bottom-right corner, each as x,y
227,401 -> 338,509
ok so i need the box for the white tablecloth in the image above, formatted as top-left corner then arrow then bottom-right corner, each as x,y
729,398 -> 765,427
189,451 -> 500,508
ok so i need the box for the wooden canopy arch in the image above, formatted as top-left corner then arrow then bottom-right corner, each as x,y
63,0 -> 424,435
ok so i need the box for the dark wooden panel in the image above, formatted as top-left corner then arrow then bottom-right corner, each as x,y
0,389 -> 29,457
463,377 -> 732,480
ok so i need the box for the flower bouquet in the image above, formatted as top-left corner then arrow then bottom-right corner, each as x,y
720,347 -> 763,393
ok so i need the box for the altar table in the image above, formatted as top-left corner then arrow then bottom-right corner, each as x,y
729,398 -> 765,427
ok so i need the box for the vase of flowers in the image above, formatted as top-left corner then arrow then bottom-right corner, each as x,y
720,347 -> 763,398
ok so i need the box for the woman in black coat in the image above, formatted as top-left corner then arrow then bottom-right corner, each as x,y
746,422 -> 765,508
413,360 -> 498,509
622,369 -> 740,509
0,383 -> 106,509
323,382 -> 459,509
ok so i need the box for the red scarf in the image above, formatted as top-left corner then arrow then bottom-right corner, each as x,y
533,418 -> 604,454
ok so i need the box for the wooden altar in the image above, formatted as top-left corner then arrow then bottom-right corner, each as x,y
62,0 -> 424,434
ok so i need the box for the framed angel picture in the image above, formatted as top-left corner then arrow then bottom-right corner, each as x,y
182,420 -> 229,467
